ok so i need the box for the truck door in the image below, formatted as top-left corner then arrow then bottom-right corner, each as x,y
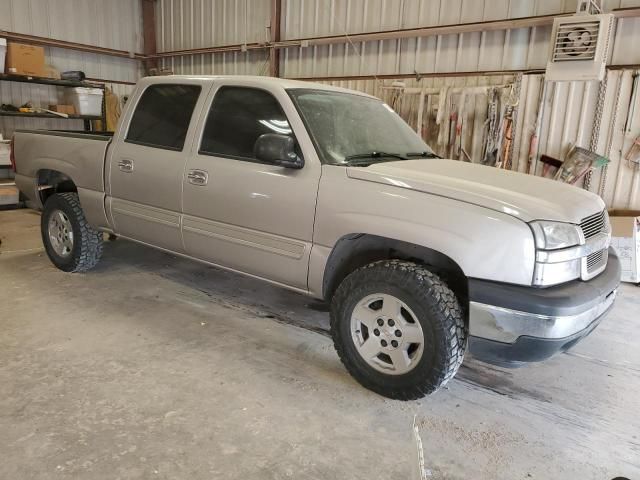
181,84 -> 321,290
106,82 -> 206,251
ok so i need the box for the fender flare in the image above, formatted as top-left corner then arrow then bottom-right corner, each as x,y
321,233 -> 468,316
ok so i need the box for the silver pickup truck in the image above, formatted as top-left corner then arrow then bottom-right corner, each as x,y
12,75 -> 620,400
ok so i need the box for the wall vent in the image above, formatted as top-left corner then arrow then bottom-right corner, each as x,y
546,14 -> 614,81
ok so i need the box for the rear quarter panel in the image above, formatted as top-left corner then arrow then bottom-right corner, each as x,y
13,130 -> 111,228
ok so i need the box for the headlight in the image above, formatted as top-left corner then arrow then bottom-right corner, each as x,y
530,221 -> 583,286
530,221 -> 581,250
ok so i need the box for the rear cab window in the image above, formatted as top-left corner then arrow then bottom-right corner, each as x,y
126,84 -> 201,151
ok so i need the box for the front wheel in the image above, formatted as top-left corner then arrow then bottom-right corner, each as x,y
41,192 -> 103,272
330,260 -> 467,400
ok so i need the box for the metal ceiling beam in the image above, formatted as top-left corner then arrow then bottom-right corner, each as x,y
289,63 -> 640,83
0,30 -> 145,60
85,77 -> 137,86
269,0 -> 282,77
142,0 -> 159,73
2,6 -> 638,68
292,69 -> 545,82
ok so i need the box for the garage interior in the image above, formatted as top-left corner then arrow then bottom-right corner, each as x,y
1,0 -> 640,479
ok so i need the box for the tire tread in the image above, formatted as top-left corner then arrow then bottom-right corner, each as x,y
42,192 -> 103,272
330,260 -> 467,400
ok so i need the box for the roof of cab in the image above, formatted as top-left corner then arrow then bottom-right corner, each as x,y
136,75 -> 376,98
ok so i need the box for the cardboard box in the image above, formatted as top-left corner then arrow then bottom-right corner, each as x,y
5,42 -> 45,77
48,104 -> 76,115
43,64 -> 60,79
609,210 -> 640,284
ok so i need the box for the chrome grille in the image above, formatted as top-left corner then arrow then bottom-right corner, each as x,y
586,249 -> 608,273
580,210 -> 607,239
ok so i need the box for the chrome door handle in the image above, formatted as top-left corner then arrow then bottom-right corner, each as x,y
187,169 -> 208,186
118,159 -> 134,172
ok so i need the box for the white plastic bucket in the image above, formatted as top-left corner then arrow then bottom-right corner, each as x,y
65,87 -> 104,117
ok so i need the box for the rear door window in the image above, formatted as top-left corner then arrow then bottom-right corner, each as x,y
126,84 -> 201,151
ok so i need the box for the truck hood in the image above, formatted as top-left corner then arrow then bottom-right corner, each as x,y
346,159 -> 605,224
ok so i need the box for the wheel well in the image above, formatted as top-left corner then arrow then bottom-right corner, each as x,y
37,169 -> 77,205
323,234 -> 469,322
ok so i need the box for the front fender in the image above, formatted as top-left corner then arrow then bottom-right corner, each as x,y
326,212 -> 472,269
310,167 -> 536,293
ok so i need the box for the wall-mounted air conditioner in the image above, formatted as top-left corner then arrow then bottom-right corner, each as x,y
545,13 -> 614,82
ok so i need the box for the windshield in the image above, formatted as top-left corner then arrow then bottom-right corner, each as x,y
288,88 -> 435,165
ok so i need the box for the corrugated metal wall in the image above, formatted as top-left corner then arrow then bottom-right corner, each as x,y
157,0 -> 271,75
281,0 -> 640,77
524,70 -> 640,209
0,0 -> 141,136
157,0 -> 640,78
0,0 -> 142,82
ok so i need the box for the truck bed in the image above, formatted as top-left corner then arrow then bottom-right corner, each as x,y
13,128 -> 112,204
14,130 -> 113,216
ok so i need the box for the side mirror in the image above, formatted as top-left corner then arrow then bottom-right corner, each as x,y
254,133 -> 304,169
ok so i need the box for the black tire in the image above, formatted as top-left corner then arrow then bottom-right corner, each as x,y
330,260 -> 467,400
41,192 -> 103,272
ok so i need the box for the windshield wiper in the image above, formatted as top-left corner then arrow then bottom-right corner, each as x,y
405,151 -> 441,159
343,151 -> 408,165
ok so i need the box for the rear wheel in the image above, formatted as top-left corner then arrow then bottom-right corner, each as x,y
330,260 -> 467,400
41,192 -> 103,272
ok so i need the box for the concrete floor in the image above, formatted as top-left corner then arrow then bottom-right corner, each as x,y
1,209 -> 639,480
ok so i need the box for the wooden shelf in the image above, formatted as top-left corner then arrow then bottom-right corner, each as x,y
0,73 -> 106,132
0,111 -> 101,120
0,73 -> 103,89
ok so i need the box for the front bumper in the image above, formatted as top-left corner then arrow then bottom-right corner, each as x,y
468,247 -> 621,367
